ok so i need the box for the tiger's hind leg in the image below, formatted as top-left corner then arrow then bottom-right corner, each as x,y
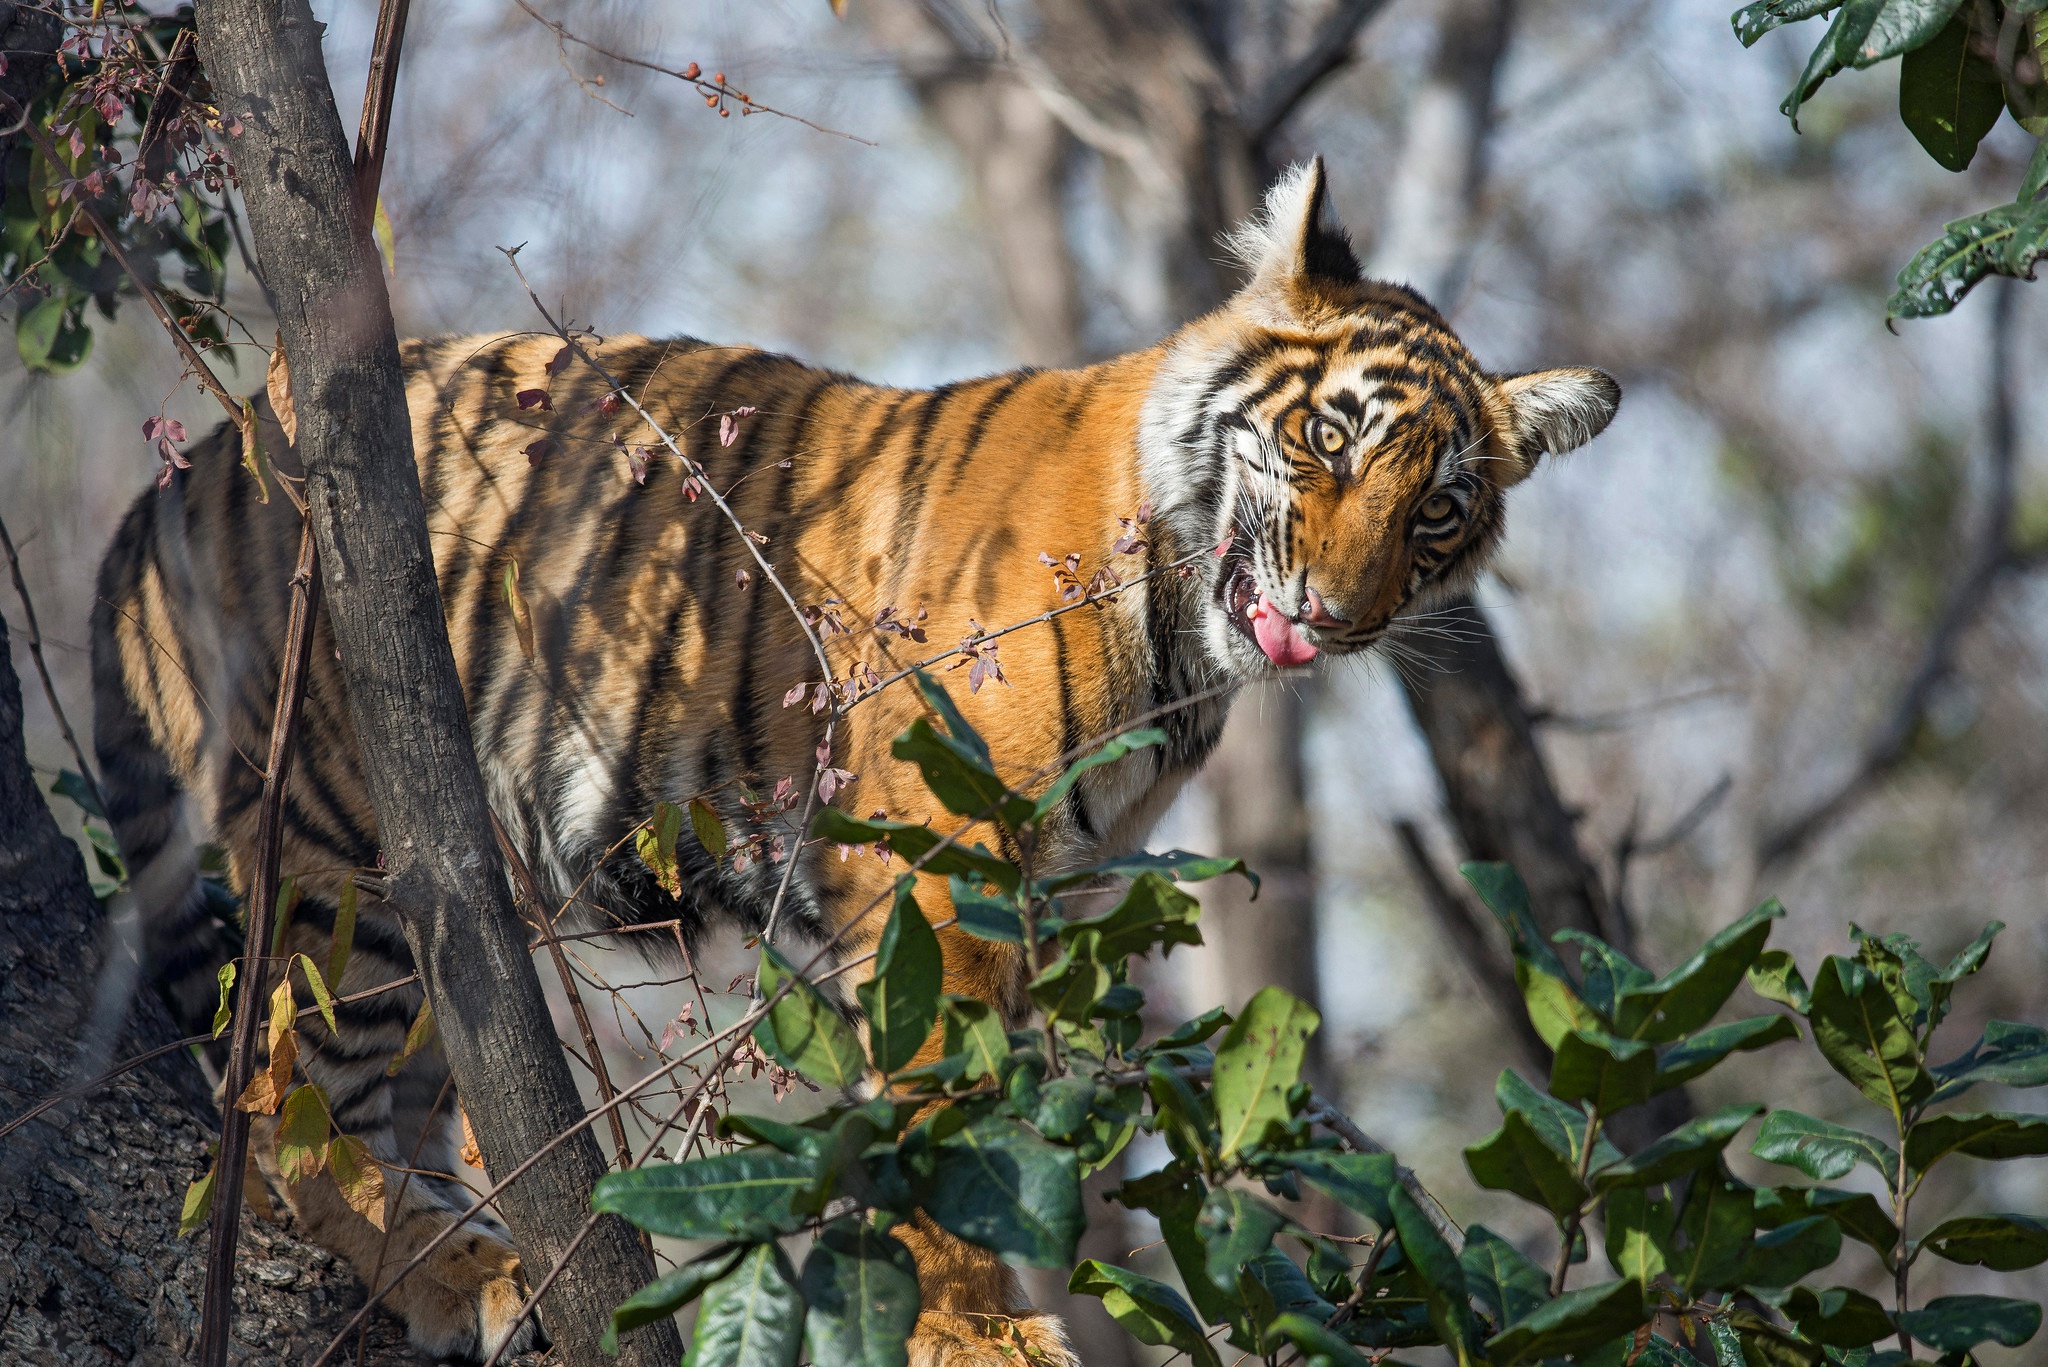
263,899 -> 542,1362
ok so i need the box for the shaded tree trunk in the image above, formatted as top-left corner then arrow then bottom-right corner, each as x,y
188,3 -> 673,1360
0,619 -> 442,1366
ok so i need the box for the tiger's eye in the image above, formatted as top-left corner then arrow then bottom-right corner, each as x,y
1420,493 -> 1457,522
1306,416 -> 1345,455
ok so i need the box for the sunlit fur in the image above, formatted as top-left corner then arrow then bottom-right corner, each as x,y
90,159 -> 1616,1362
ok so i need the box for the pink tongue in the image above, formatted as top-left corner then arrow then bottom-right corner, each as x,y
1249,593 -> 1319,667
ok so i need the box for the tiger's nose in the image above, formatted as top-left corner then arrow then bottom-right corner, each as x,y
1301,587 -> 1350,628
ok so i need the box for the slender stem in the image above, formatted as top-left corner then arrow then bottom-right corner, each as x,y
1553,1109 -> 1605,1297
0,513 -> 103,812
1894,1108 -> 1916,1357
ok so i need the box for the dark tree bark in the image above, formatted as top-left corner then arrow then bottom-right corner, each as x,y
186,4 -> 673,1361
0,619 -> 445,1366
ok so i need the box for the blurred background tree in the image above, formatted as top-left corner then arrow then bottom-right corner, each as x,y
5,0 -> 2046,1362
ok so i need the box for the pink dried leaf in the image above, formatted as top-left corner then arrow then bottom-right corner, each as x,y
783,681 -> 809,708
545,345 -> 572,376
516,388 -> 551,411
523,437 -> 556,467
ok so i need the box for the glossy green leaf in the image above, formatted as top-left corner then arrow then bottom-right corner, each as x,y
1459,1224 -> 1550,1328
211,962 -> 236,1040
592,1149 -> 817,1240
50,767 -> 106,820
1212,985 -> 1318,1157
1055,870 -> 1204,960
1905,1111 -> 2048,1172
909,668 -> 991,764
1265,1313 -> 1369,1367
1197,1185 -> 1286,1290
1850,0 -> 1966,67
1031,728 -> 1165,821
948,875 -> 1026,944
1890,198 -> 2048,318
689,796 -> 729,858
1611,899 -> 1784,1042
1748,949 -> 1812,1014
1807,956 -> 1932,1117
1674,1161 -> 1756,1296
1520,962 -> 1611,1051
1114,1165 -> 1241,1328
1919,1213 -> 2048,1270
941,995 -> 1011,1082
1606,1185 -> 1675,1285
810,806 -> 1018,890
1733,0 -> 1842,48
755,944 -> 866,1091
1898,13 -> 2006,171
2023,134 -> 2048,201
1727,1308 -> 1828,1366
1281,1150 -> 1398,1228
1462,862 -> 1574,983
856,881 -> 942,1073
689,1242 -> 804,1367
799,1217 -> 920,1367
892,714 -> 1031,831
603,1244 -> 744,1355
906,1116 -> 1083,1268
1593,1103 -> 1763,1193
1555,929 -> 1652,1018
1390,1184 -> 1484,1363
1485,1278 -> 1646,1365
1756,1184 -> 1899,1262
1035,848 -> 1255,896
1751,1109 -> 1899,1183
16,295 -> 94,374
1069,1261 -> 1221,1367
1550,1027 -> 1657,1111
1466,1109 -> 1590,1218
1892,1294 -> 2041,1352
1738,1214 -> 1843,1287
1781,1285 -> 1894,1349
1932,1020 -> 2048,1100
1654,1014 -> 1800,1092
1781,0 -> 1882,123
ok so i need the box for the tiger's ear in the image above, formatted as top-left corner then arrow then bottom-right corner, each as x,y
1227,157 -> 1363,297
1495,368 -> 1621,473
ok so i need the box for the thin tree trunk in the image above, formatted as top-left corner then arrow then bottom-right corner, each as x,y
187,5 -> 673,1362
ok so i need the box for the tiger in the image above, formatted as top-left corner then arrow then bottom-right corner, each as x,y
90,159 -> 1617,1364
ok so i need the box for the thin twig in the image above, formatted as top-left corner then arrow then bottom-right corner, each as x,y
0,513 -> 103,813
1242,0 -> 1396,146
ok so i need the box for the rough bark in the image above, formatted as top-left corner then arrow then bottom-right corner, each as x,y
0,618 -> 441,1366
187,4 -> 673,1362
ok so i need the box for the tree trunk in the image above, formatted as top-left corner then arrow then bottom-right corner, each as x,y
187,4 -> 673,1361
0,619 -> 447,1366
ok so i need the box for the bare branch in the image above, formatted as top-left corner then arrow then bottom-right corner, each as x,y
1241,0 -> 1396,147
0,513 -> 102,814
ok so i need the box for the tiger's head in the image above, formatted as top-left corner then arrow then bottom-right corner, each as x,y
1141,158 -> 1619,678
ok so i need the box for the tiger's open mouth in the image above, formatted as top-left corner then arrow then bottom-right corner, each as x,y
1216,535 -> 1319,668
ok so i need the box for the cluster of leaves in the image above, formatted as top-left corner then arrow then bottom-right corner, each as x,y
592,671 -> 2048,1367
2,6 -> 239,374
1734,1 -> 2048,318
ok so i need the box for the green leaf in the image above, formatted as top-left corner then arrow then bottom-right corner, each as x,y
636,800 -> 683,897
1459,1224 -> 1550,1328
906,1116 -> 1083,1268
1467,1111 -> 1589,1217
1899,13 -> 2006,171
908,669 -> 991,764
1611,899 -> 1784,1042
1520,963 -> 1611,1051
2023,134 -> 2048,201
941,995 -> 1011,1082
1733,0 -> 1841,48
689,1242 -> 804,1367
1923,921 -> 2001,1028
1550,1027 -> 1657,1111
1850,0 -> 1966,67
16,294 -> 94,374
1606,1185 -> 1675,1285
1030,1075 -> 1096,1141
1389,1183 -> 1483,1363
275,1083 -> 332,1183
1892,1295 -> 2041,1352
1485,1278 -> 1647,1365
1212,985 -> 1319,1157
1674,1161 -> 1756,1296
211,962 -> 236,1041
603,1245 -> 745,1355
1890,198 -> 2048,318
1781,0 -> 1883,124
948,875 -> 1026,944
1197,1185 -> 1287,1290
689,796 -> 729,858
1781,1285 -> 1894,1349
1749,950 -> 1812,1014
1756,1185 -> 1899,1262
755,944 -> 866,1091
1032,728 -> 1166,822
1919,1213 -> 2048,1270
179,1158 -> 217,1237
811,807 -> 1019,890
1115,1165 -> 1242,1329
1035,848 -> 1255,896
1807,956 -> 1932,1118
1728,1309 -> 1828,1366
1155,1006 -> 1232,1050
1654,1015 -> 1800,1092
1905,1111 -> 2048,1172
1069,1261 -> 1221,1367
1932,1020 -> 2048,1099
1057,871 -> 1205,961
1280,1150 -> 1397,1228
1555,929 -> 1652,1018
799,1217 -> 920,1367
50,768 -> 105,819
591,1149 -> 818,1240
293,954 -> 339,1036
856,881 -> 942,1073
1593,1103 -> 1763,1193
1462,862 -> 1573,983
1738,1214 -> 1843,1288
1752,1109 -> 1899,1184
892,715 -> 1031,831
1265,1312 -> 1369,1367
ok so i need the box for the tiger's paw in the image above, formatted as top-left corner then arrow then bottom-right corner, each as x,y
380,1218 -> 541,1363
907,1311 -> 1078,1367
